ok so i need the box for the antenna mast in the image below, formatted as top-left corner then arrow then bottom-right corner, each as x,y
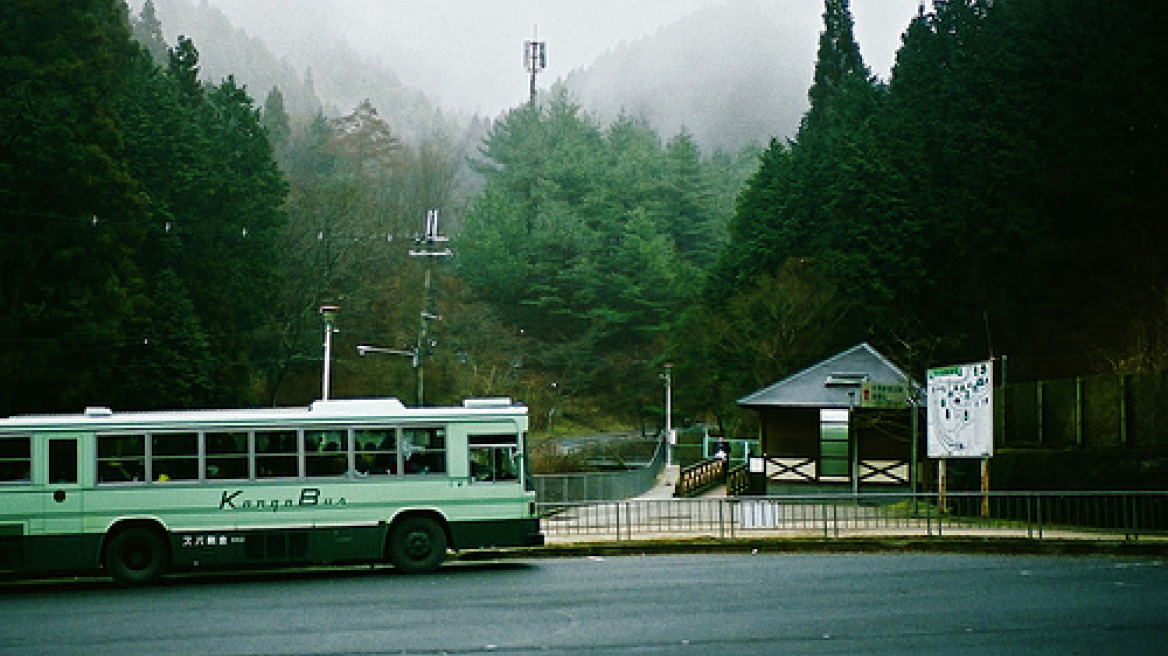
408,209 -> 452,406
524,26 -> 546,105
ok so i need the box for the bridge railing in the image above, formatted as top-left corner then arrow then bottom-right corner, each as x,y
531,437 -> 666,502
674,457 -> 727,497
538,491 -> 1168,542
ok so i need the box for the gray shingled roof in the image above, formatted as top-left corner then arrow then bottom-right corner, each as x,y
737,342 -> 915,409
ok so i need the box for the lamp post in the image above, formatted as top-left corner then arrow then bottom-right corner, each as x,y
849,390 -> 858,496
319,304 -> 340,401
662,362 -> 674,467
356,344 -> 418,403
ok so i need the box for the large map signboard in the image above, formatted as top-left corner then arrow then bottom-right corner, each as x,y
927,360 -> 994,458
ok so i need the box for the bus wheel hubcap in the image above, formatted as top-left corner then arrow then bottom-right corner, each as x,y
405,532 -> 431,559
128,548 -> 149,569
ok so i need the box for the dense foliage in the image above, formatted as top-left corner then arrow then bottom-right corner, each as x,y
0,0 -> 285,414
682,0 -> 1168,432
457,92 -> 755,426
267,97 -> 477,407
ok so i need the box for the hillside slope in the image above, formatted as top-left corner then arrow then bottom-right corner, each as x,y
562,1 -> 821,152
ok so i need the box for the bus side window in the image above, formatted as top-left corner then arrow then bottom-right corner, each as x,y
355,429 -> 396,476
255,430 -> 298,478
402,427 -> 446,475
469,434 -> 519,483
205,431 -> 248,480
305,429 -> 348,477
0,435 -> 31,483
152,432 -> 198,482
98,434 -> 145,483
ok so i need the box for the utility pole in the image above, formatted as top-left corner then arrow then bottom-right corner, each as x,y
524,28 -> 546,105
408,209 -> 452,406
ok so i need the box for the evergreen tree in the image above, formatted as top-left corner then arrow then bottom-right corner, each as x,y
0,0 -> 147,414
708,0 -> 879,294
131,0 -> 168,65
189,75 -> 287,404
167,35 -> 202,107
702,0 -> 1168,394
116,268 -> 215,410
662,130 -> 721,267
261,86 -> 292,153
802,0 -> 872,137
459,91 -> 745,420
685,0 -> 885,424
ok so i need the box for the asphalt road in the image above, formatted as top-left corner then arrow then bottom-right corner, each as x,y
2,553 -> 1165,655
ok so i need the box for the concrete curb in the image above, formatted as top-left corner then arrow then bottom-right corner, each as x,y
458,536 -> 1168,562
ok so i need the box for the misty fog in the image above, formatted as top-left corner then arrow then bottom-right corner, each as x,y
136,0 -> 923,127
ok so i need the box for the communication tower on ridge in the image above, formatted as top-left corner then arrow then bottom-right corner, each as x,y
524,27 -> 546,105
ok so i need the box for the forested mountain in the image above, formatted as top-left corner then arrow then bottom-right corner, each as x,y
136,0 -> 832,153
131,0 -> 317,118
678,0 -> 1168,430
133,0 -> 456,143
562,1 -> 820,153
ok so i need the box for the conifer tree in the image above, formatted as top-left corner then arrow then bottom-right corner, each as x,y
802,0 -> 872,136
131,0 -> 169,65
261,86 -> 292,153
0,0 -> 147,413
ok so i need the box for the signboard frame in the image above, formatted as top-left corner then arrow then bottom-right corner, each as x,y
859,381 -> 908,409
926,360 -> 994,459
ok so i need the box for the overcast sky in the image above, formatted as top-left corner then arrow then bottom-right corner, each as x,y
189,0 -> 925,116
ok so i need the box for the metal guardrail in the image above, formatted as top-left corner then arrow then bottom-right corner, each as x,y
531,438 -> 667,502
539,491 -> 1168,542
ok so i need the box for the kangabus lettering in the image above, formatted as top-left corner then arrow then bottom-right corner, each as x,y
219,489 -> 243,510
299,488 -> 320,506
218,487 -> 346,512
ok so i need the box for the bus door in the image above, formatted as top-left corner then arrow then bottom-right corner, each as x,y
37,435 -> 84,537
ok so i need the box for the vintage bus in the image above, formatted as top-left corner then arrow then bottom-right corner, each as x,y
0,397 -> 543,585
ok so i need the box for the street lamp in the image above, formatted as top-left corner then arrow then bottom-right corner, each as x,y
357,344 -> 420,405
319,304 -> 340,401
355,345 -> 420,364
662,362 -> 674,467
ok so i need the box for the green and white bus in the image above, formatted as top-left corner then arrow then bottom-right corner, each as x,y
0,397 -> 542,585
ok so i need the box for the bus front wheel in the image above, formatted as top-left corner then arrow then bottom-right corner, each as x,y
388,516 -> 447,573
104,527 -> 169,586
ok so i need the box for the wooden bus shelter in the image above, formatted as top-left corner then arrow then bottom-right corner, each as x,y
738,343 -> 921,490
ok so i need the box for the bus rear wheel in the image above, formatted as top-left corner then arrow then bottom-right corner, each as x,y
104,527 -> 169,586
388,516 -> 446,574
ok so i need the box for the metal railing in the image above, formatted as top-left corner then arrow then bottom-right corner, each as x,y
539,491 -> 1168,543
531,438 -> 667,502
